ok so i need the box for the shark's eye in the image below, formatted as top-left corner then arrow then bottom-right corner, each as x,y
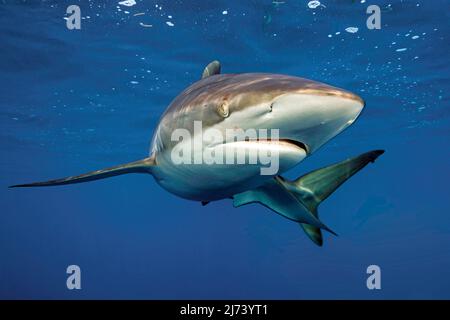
217,101 -> 229,118
269,103 -> 273,112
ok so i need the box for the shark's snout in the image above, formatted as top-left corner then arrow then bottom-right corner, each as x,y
340,92 -> 365,127
270,89 -> 365,154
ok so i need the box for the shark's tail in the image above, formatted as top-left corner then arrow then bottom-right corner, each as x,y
8,156 -> 156,188
233,150 -> 384,246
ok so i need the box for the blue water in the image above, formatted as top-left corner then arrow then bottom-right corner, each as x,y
1,0 -> 449,299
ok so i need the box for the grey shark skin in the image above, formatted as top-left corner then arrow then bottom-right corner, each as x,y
10,61 -> 384,245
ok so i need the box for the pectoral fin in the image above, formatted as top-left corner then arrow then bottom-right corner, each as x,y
233,178 -> 337,235
9,156 -> 156,188
233,150 -> 384,245
288,150 -> 385,210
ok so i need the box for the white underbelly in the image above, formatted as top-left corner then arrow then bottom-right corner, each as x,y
152,140 -> 307,201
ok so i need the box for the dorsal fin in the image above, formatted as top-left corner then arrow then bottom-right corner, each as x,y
201,60 -> 221,79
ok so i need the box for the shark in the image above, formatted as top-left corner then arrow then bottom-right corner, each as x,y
10,61 -> 384,246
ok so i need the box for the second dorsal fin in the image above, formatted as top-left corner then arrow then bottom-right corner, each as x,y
201,60 -> 221,79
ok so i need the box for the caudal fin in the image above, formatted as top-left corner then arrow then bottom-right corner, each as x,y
9,156 -> 155,188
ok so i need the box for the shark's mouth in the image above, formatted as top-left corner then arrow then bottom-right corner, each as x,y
279,139 -> 309,153
239,137 -> 309,154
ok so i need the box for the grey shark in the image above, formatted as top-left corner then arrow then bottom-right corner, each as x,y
10,61 -> 384,246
